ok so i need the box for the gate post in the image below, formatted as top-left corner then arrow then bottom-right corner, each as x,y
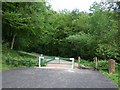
70,58 -> 75,69
108,59 -> 115,74
39,56 -> 44,67
78,56 -> 81,68
93,57 -> 98,69
39,56 -> 41,68
55,57 -> 60,64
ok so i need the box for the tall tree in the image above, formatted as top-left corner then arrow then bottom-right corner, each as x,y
2,2 -> 48,49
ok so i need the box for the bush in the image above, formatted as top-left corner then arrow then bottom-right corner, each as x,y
79,59 -> 95,67
3,57 -> 36,68
79,59 -> 108,70
96,44 -> 119,60
2,46 -> 38,69
59,32 -> 97,59
98,60 -> 108,69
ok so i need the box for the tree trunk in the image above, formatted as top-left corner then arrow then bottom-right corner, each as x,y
10,34 -> 16,49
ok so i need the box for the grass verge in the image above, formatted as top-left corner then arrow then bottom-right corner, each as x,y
1,46 -> 38,71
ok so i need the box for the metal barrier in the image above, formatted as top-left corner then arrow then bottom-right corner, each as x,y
38,56 -> 75,69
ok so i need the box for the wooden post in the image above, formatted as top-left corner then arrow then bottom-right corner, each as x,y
93,57 -> 98,69
78,56 -> 81,68
108,59 -> 115,74
95,57 -> 98,69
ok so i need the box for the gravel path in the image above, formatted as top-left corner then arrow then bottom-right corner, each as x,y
46,59 -> 78,69
45,59 -> 78,69
2,68 -> 118,88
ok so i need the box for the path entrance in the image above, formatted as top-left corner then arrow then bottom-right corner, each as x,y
46,59 -> 78,69
39,56 -> 78,69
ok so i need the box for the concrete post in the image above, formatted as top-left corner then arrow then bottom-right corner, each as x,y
108,59 -> 115,74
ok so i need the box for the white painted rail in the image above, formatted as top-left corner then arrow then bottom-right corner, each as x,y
38,56 -> 75,69
39,56 -> 44,67
70,58 -> 75,69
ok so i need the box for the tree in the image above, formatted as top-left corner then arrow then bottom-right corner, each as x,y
2,2 -> 48,50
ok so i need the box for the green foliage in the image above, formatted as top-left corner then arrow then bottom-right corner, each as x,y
1,46 -> 38,70
79,59 -> 108,69
60,32 -> 96,59
2,2 -> 49,50
97,60 -> 108,69
79,59 -> 95,67
96,44 -> 119,59
3,58 -> 35,67
2,2 -> 120,63
89,2 -> 104,12
41,59 -> 47,66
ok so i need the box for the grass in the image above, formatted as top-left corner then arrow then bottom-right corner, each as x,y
0,59 -> 20,71
79,59 -> 95,67
1,47 -> 67,71
1,46 -> 38,71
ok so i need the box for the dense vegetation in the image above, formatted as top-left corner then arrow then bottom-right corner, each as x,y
1,46 -> 38,70
2,2 -> 120,63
